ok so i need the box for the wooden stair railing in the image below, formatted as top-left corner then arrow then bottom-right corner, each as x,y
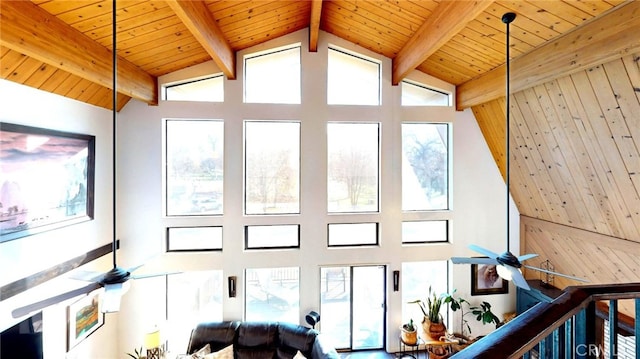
450,283 -> 640,359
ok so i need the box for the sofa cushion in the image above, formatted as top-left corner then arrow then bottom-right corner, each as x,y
203,345 -> 234,359
187,321 -> 241,354
278,322 -> 317,356
237,322 -> 278,348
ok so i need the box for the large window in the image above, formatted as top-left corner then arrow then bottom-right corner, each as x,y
327,47 -> 381,105
402,123 -> 450,211
244,121 -> 300,215
244,45 -> 301,104
245,267 -> 299,323
164,75 -> 224,102
327,122 -> 380,213
165,119 -> 224,216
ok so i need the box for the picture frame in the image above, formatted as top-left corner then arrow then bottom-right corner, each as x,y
471,262 -> 509,295
67,290 -> 104,351
0,123 -> 95,243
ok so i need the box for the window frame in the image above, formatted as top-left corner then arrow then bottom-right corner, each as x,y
400,80 -> 451,107
243,44 -> 302,104
163,74 -> 224,102
327,222 -> 379,247
244,224 -> 301,250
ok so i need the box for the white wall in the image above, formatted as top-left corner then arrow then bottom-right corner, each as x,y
115,28 -> 519,355
0,79 -> 118,359
0,28 -> 519,358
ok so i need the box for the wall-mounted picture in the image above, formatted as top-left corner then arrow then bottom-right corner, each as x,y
67,290 -> 104,350
471,262 -> 509,295
0,123 -> 95,243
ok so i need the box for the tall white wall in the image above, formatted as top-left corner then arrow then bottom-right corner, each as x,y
0,79 -> 118,359
115,29 -> 518,355
0,28 -> 519,358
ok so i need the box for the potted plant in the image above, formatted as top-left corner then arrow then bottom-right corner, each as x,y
400,318 -> 417,344
409,286 -> 447,340
443,290 -> 500,351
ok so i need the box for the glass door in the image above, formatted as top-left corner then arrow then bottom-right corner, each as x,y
320,265 -> 386,351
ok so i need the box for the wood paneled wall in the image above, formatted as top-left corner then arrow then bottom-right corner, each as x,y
472,53 -> 640,306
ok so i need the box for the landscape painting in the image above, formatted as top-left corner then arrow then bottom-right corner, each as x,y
0,123 -> 95,243
67,290 -> 104,350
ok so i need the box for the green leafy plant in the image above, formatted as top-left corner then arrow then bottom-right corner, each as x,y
443,290 -> 500,337
126,346 -> 144,359
409,286 -> 445,323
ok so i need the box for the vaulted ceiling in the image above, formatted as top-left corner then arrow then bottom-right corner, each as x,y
0,0 -> 630,111
2,0 -> 640,294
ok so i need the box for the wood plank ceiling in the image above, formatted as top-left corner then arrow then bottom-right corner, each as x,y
0,0 -> 627,110
2,0 -> 640,297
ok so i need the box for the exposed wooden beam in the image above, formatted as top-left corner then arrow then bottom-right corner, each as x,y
457,0 -> 640,110
167,0 -> 235,79
0,1 -> 157,105
309,0 -> 323,52
391,0 -> 493,85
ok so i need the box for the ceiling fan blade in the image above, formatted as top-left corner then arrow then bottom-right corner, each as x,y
126,263 -> 145,274
68,270 -> 104,282
500,265 -> 531,291
12,282 -> 102,318
517,253 -> 539,262
451,257 -> 499,265
131,271 -> 181,280
523,265 -> 589,283
468,244 -> 501,259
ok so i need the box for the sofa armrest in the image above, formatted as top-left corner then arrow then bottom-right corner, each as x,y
186,321 -> 241,354
311,333 -> 340,359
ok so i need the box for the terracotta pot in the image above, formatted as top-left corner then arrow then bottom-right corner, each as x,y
428,345 -> 451,359
400,325 -> 417,345
422,316 -> 447,340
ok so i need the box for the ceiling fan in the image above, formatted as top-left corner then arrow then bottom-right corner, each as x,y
12,0 -> 165,319
450,13 -> 587,292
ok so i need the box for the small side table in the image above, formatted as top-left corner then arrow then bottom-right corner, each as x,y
397,336 -> 422,358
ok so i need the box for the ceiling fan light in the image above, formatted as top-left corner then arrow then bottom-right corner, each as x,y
497,264 -> 514,280
100,281 -> 130,313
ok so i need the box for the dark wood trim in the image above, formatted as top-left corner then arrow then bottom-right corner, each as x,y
0,241 -> 116,301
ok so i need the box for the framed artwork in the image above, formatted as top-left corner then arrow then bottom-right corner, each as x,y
0,123 -> 95,243
471,263 -> 509,295
67,290 -> 104,351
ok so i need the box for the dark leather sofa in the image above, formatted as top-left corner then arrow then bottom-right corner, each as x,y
186,321 -> 340,359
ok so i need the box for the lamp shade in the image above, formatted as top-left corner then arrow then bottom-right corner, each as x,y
145,329 -> 161,349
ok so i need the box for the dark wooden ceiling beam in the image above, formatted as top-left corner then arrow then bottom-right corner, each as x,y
309,0 -> 323,52
456,0 -> 640,110
0,0 -> 158,105
391,0 -> 493,86
167,0 -> 236,80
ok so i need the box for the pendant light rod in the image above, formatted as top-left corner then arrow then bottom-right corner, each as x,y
502,12 -> 515,253
111,0 -> 118,269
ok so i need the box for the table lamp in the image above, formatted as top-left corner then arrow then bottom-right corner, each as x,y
145,327 -> 161,359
